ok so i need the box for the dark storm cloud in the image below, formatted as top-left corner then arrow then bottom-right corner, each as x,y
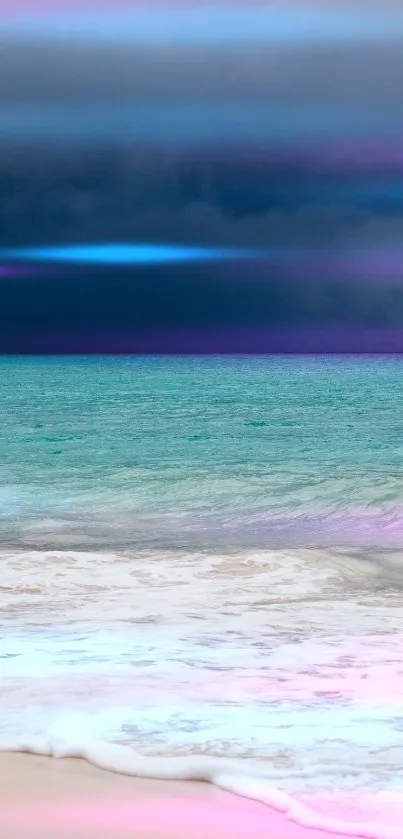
1,2 -> 403,353
5,264 -> 403,354
2,148 -> 403,250
3,147 -> 403,353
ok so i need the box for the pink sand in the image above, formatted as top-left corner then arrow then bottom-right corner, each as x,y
0,754 -> 400,839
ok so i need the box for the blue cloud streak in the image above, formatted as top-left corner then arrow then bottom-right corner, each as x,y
2,6 -> 403,46
1,244 -> 266,265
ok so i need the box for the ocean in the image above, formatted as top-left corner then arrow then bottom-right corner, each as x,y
2,356 -> 403,833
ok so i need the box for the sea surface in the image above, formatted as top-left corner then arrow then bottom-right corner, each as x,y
2,356 -> 403,831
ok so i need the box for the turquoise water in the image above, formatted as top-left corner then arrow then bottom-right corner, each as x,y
2,355 -> 403,552
2,356 -> 403,804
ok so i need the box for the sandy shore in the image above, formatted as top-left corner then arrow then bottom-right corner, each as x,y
0,753 -> 358,839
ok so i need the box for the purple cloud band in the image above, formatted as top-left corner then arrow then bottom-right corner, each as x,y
3,329 -> 403,354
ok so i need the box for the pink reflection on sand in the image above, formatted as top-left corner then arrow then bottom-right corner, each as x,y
0,793 -> 394,839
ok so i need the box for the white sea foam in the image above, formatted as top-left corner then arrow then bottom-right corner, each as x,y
0,716 -> 400,839
2,545 -> 403,835
2,547 -> 403,794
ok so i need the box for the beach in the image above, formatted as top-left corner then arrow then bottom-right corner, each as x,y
0,753 -> 365,839
0,753 -> 233,839
2,356 -> 403,839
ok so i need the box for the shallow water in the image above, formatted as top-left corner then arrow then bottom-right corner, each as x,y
2,356 -> 403,811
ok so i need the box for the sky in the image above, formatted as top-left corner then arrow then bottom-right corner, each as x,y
1,1 -> 403,353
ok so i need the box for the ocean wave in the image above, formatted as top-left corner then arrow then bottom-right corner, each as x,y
5,502 -> 403,554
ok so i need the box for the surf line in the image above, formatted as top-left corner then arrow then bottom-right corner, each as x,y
0,722 -> 398,839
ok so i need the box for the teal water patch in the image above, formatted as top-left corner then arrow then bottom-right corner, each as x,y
1,356 -> 403,550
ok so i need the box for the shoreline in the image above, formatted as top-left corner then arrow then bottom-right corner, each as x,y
0,753 -> 388,839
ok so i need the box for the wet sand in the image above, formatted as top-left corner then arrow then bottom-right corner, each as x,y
0,753 -> 353,839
